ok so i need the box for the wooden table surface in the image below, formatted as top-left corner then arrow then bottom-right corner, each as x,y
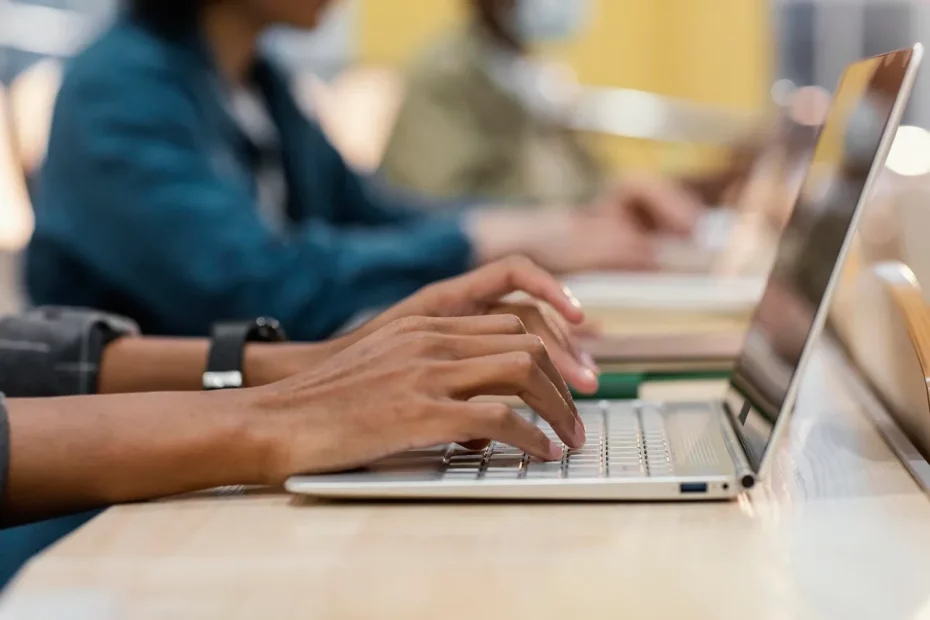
2,343 -> 929,620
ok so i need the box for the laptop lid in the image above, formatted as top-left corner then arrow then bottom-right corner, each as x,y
722,45 -> 923,478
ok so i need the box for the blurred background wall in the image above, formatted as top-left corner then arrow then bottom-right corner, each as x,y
776,0 -> 930,127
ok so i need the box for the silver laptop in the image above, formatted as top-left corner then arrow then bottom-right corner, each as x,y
287,46 -> 923,501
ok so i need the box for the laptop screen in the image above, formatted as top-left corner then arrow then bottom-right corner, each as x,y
724,48 -> 917,472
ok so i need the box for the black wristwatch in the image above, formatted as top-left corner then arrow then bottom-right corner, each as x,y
203,317 -> 288,390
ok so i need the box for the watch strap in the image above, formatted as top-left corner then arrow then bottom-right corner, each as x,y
203,318 -> 286,390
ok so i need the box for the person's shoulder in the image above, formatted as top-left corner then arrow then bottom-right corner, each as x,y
404,29 -> 475,93
60,19 -> 183,100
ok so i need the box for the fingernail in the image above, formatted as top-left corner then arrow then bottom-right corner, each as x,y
574,419 -> 587,447
581,353 -> 601,375
563,286 -> 583,309
581,367 -> 599,384
548,441 -> 565,461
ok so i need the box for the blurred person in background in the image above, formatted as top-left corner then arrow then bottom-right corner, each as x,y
27,0 -> 703,343
381,0 -> 757,207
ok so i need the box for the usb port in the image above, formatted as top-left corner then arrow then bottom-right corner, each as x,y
679,483 -> 708,494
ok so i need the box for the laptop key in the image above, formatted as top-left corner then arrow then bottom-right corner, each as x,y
525,460 -> 564,478
443,471 -> 479,480
568,456 -> 602,464
608,446 -> 641,455
483,472 -> 520,480
567,467 -> 603,479
609,461 -> 647,473
611,454 -> 643,462
569,448 -> 601,455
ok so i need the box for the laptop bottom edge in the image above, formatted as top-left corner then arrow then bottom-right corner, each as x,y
284,475 -> 740,501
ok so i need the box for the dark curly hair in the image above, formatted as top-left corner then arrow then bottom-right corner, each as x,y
128,0 -> 206,36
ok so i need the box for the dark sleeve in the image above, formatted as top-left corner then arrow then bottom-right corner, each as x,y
0,395 -> 8,518
0,308 -> 139,398
42,64 -> 473,341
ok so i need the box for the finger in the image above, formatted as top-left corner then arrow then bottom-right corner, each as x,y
541,305 -> 602,375
533,307 -> 600,395
398,314 -> 529,337
456,256 -> 585,324
538,302 -> 590,368
438,352 -> 585,449
437,332 -> 583,416
570,318 -> 603,339
505,304 -> 599,395
496,301 -> 584,360
614,176 -> 703,236
459,439 -> 492,451
448,402 -> 563,462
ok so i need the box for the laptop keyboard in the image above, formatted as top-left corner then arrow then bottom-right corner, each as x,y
440,401 -> 675,481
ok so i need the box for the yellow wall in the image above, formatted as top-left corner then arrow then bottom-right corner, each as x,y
357,0 -> 771,172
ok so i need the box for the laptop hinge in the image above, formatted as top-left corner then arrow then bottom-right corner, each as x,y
718,400 -> 757,490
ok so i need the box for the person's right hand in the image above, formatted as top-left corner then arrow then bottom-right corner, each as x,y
529,209 -> 663,274
468,208 -> 660,275
245,314 -> 585,483
596,173 -> 704,237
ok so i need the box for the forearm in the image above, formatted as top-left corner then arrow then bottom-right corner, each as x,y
464,208 -> 568,269
98,337 -> 343,393
98,337 -> 210,393
2,391 -> 270,525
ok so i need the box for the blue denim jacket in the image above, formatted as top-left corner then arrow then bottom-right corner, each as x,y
27,18 -> 473,340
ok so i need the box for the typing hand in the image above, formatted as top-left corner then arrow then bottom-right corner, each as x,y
597,173 -> 705,237
524,175 -> 704,274
528,209 -> 662,274
349,257 -> 600,394
247,315 -> 585,481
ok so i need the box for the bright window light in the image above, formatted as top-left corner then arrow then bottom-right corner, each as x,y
886,125 -> 930,177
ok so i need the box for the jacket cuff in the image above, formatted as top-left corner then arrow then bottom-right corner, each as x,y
0,308 -> 139,398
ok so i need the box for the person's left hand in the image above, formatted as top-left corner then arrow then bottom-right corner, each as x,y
346,256 -> 600,394
597,173 -> 705,238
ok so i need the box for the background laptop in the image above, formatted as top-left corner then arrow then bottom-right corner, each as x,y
287,46 -> 922,501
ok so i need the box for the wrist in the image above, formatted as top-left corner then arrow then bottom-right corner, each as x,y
98,337 -> 145,394
210,388 -> 281,486
243,340 -> 345,387
243,344 -> 291,387
471,208 -> 579,271
100,337 -> 209,393
464,209 -> 538,265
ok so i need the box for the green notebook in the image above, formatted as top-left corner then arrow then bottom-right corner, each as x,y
572,371 -> 731,400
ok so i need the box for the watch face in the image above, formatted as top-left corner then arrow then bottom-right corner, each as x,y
253,317 -> 287,342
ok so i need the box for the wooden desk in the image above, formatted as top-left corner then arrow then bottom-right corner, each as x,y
3,344 -> 930,620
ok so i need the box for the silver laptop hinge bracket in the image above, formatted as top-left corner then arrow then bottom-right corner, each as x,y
718,402 -> 757,490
